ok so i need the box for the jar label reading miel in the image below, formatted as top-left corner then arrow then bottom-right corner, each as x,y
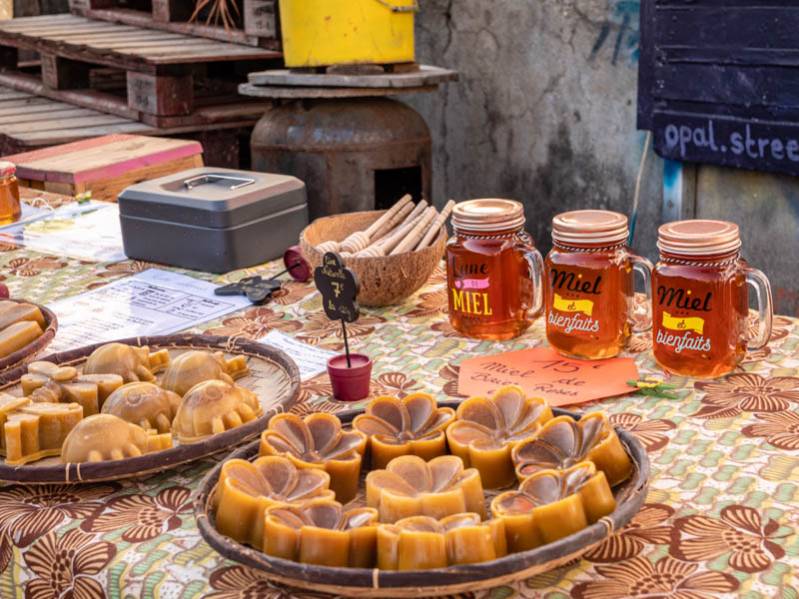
450,260 -> 494,317
547,269 -> 602,335
654,284 -> 713,354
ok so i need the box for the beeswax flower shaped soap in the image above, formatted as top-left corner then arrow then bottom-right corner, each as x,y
102,382 -> 181,434
366,454 -> 485,523
352,393 -> 455,469
83,343 -> 170,383
61,413 -> 173,463
4,402 -> 83,465
377,513 -> 507,570
215,456 -> 334,549
259,413 -> 366,503
512,412 -> 632,486
173,380 -> 262,444
263,499 -> 378,567
446,386 -> 553,488
161,350 -> 250,397
22,361 -> 124,416
491,461 -> 615,552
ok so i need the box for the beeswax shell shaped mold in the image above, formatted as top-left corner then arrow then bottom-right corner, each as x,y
101,382 -> 182,434
377,513 -> 508,571
365,455 -> 485,523
61,414 -> 173,463
446,386 -> 553,489
512,412 -> 633,487
173,380 -> 263,444
161,350 -> 250,397
263,499 -> 379,567
215,456 -> 334,550
259,413 -> 367,503
352,393 -> 455,469
83,343 -> 170,383
491,461 -> 616,552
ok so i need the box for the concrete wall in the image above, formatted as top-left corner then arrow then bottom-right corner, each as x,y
407,0 -> 799,316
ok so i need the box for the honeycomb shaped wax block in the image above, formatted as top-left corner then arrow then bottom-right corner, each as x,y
101,382 -> 181,433
60,413 -> 172,463
377,513 -> 507,570
263,499 -> 379,567
0,320 -> 44,359
83,343 -> 170,383
4,402 -> 83,465
215,455 -> 334,548
512,412 -> 633,486
259,413 -> 366,503
365,454 -> 486,523
161,350 -> 250,396
173,380 -> 262,444
353,393 -> 455,469
446,386 -> 553,488
22,361 -> 124,416
491,461 -> 616,552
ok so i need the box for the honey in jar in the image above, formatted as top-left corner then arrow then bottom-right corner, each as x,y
0,161 -> 21,226
652,220 -> 773,378
545,210 -> 653,359
446,199 -> 544,340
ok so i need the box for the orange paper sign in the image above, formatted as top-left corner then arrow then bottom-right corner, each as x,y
457,347 -> 639,407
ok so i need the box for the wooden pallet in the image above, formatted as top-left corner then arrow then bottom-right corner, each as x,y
68,0 -> 279,49
0,84 -> 255,169
0,14 -> 278,127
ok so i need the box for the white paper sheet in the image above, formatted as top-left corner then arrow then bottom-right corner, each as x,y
47,269 -> 251,353
260,330 -> 336,381
0,201 -> 126,263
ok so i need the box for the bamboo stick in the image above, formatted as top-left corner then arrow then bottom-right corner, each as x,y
391,207 -> 438,255
416,200 -> 456,250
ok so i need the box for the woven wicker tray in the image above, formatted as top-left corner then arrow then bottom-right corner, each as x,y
195,402 -> 650,597
0,334 -> 300,484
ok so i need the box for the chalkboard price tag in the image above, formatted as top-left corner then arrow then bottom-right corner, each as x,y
314,252 -> 360,366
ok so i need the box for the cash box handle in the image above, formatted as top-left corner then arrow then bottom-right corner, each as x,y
372,0 -> 419,13
183,174 -> 256,191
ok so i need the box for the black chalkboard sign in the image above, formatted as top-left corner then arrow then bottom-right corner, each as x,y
638,1 -> 799,176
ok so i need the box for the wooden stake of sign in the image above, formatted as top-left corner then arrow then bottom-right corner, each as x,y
313,252 -> 360,368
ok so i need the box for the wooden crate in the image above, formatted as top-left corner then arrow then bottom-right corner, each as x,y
3,134 -> 205,200
68,0 -> 279,49
0,14 -> 278,127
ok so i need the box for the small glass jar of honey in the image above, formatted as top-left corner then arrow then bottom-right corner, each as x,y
652,220 -> 773,378
545,210 -> 653,359
446,199 -> 544,340
0,161 -> 21,226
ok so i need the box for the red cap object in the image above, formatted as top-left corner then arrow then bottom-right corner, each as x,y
0,284 -> 9,299
283,245 -> 312,282
0,161 -> 16,178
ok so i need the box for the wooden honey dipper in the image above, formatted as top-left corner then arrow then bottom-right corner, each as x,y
318,195 -> 414,255
391,206 -> 439,255
357,201 -> 428,258
416,200 -> 455,250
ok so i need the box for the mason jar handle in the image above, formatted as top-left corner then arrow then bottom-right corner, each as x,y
630,254 -> 654,333
524,248 -> 545,319
372,0 -> 419,13
744,265 -> 773,350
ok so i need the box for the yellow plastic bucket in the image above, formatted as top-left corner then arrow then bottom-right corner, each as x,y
278,0 -> 417,68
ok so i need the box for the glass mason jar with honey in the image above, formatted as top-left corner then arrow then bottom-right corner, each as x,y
0,161 -> 21,226
545,210 -> 653,359
652,220 -> 773,378
446,199 -> 544,340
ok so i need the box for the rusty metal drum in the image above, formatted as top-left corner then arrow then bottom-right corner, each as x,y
250,98 -> 431,218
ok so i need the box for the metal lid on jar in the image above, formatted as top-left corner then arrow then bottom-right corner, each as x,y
0,161 -> 16,178
452,199 -> 526,233
658,219 -> 741,256
552,210 -> 629,246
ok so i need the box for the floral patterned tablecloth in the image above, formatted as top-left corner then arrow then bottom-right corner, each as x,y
1,224 -> 798,598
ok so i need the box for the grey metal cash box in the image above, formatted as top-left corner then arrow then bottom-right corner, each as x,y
118,168 -> 308,273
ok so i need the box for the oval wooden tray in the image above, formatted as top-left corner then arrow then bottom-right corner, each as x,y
0,299 -> 58,374
195,403 -> 650,598
0,334 -> 300,484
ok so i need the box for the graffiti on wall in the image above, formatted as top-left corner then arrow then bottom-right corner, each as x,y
589,0 -> 639,65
